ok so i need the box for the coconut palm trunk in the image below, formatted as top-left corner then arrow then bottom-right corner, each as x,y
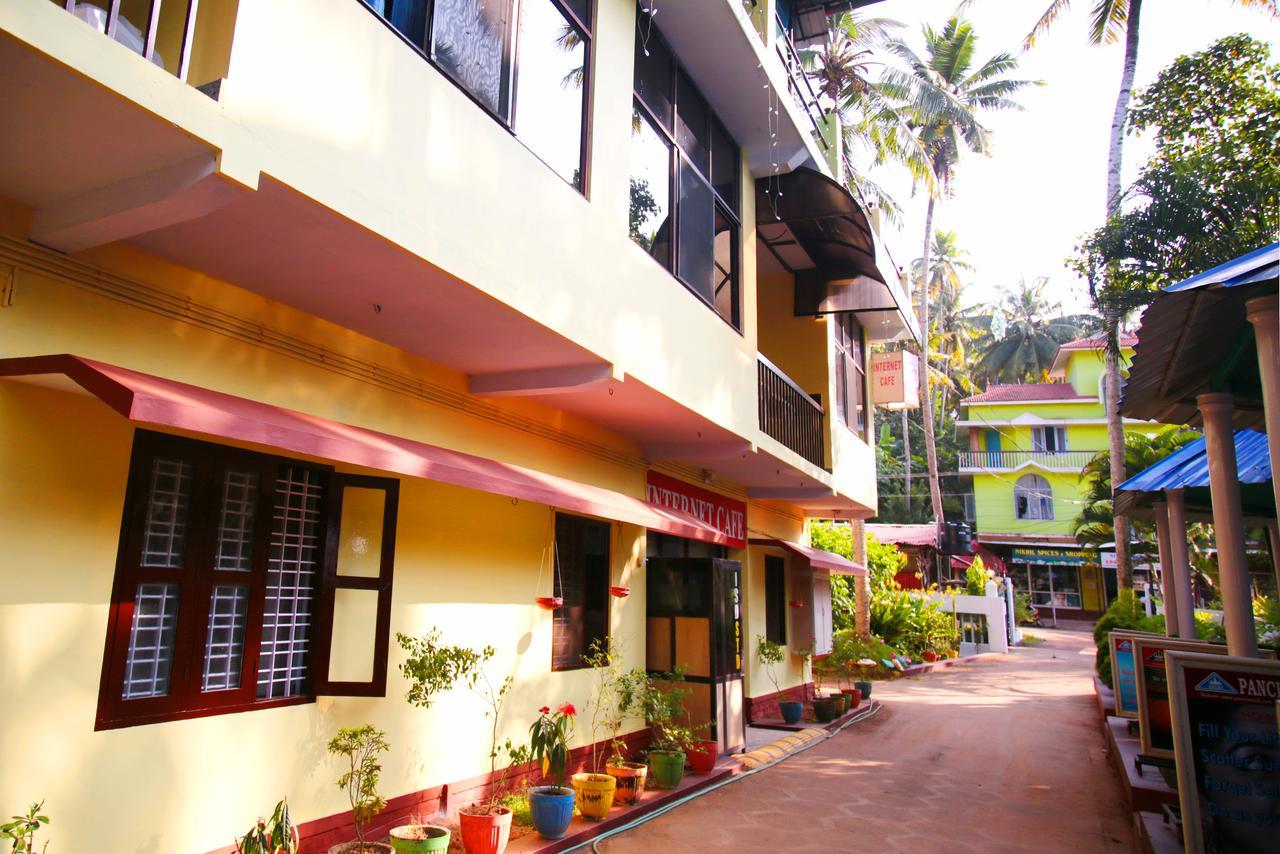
917,196 -> 945,526
1104,0 -> 1142,592
902,409 -> 912,512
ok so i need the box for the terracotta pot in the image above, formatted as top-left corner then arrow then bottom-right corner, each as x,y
571,772 -> 616,821
606,760 -> 648,805
458,807 -> 512,854
922,650 -> 939,662
687,740 -> 718,774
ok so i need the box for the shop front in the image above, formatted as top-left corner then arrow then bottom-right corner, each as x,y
1007,547 -> 1106,622
644,472 -> 747,755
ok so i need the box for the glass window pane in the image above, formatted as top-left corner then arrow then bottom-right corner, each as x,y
150,0 -> 194,76
336,487 -> 386,579
633,21 -> 673,130
514,0 -> 587,188
122,583 -> 181,699
141,458 -> 194,568
202,585 -> 249,692
215,470 -> 259,572
711,120 -> 738,211
675,72 -> 710,177
365,0 -> 430,50
629,107 -> 672,268
677,156 -> 714,301
432,0 -> 513,116
713,205 -> 737,326
257,467 -> 324,700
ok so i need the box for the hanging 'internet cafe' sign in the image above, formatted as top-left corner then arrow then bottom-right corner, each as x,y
646,472 -> 746,549
870,350 -> 920,410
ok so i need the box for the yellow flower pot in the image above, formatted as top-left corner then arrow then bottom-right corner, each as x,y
571,772 -> 616,821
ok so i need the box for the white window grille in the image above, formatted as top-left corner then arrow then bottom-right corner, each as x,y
140,458 -> 193,567
256,467 -> 323,700
215,470 -> 259,571
202,585 -> 249,691
122,582 -> 180,699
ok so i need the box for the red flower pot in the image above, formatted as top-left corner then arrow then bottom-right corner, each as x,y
922,651 -> 938,662
459,807 -> 512,854
535,597 -> 563,611
687,740 -> 718,774
608,586 -> 631,598
841,688 -> 862,707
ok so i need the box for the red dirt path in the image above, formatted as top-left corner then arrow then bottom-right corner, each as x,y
600,626 -> 1136,853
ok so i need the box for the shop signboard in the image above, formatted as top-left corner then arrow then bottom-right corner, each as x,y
870,350 -> 920,409
1166,651 -> 1280,854
1132,636 -> 1273,760
645,472 -> 746,549
1109,629 -> 1161,719
1010,548 -> 1094,566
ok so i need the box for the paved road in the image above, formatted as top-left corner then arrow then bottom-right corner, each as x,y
601,626 -> 1136,853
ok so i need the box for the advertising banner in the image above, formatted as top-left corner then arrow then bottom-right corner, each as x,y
1133,636 -> 1234,760
1167,651 -> 1280,854
870,350 -> 920,410
1010,548 -> 1094,566
1109,630 -> 1161,719
645,472 -> 746,549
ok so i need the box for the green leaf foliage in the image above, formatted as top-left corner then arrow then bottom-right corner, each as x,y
327,725 -> 390,846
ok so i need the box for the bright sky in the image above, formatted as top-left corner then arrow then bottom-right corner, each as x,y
865,0 -> 1279,314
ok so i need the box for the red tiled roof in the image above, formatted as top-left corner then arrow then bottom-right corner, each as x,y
1058,334 -> 1138,351
961,383 -> 1092,404
867,523 -> 937,547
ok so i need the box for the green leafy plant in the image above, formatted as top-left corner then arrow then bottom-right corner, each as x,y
582,640 -> 649,772
234,800 -> 298,854
963,557 -> 991,597
633,669 -> 697,754
327,725 -> 390,849
1013,591 -> 1039,625
395,630 -> 491,709
1,802 -> 48,854
528,703 -> 576,788
755,635 -> 786,697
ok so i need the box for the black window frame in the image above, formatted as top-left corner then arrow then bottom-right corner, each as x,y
357,0 -> 595,195
551,512 -> 611,671
764,555 -> 787,645
834,313 -> 866,435
629,10 -> 742,331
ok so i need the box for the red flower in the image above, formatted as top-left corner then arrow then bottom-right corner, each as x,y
558,702 -> 577,716
539,706 -> 550,715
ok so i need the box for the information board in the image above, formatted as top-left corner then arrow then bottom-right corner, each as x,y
1167,651 -> 1280,854
1133,636 -> 1232,760
1109,630 -> 1160,719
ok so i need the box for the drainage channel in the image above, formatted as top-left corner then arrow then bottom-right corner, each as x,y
564,700 -> 884,853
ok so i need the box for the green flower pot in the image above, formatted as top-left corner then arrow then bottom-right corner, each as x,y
388,824 -> 449,853
648,750 -> 686,789
812,696 -> 838,723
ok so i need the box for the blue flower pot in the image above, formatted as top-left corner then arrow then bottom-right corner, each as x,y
528,785 -> 575,840
778,700 -> 804,724
855,680 -> 872,700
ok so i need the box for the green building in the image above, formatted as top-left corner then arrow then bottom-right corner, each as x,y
958,335 -> 1162,619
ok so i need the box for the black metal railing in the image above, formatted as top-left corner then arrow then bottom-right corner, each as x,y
758,355 -> 825,468
773,12 -> 829,151
59,0 -> 205,85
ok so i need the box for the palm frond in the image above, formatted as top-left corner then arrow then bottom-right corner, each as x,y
1088,0 -> 1131,46
1023,0 -> 1075,49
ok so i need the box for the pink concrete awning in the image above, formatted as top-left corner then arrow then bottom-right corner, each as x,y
750,538 -> 866,576
0,354 -> 732,543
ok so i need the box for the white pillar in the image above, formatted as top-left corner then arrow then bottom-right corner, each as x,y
1197,393 -> 1259,657
1245,295 -> 1280,519
1270,522 -> 1280,601
1165,489 -> 1197,639
1152,500 -> 1180,637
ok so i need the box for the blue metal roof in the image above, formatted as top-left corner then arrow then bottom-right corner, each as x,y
1164,242 -> 1279,293
1117,429 -> 1272,493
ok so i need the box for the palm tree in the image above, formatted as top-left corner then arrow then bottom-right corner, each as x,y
1024,0 -> 1278,592
972,277 -> 1093,385
882,16 -> 1039,525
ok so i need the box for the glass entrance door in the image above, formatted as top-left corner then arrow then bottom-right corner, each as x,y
646,556 -> 745,756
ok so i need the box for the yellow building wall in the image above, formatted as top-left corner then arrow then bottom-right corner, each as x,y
971,471 -> 1085,538
741,507 -> 812,700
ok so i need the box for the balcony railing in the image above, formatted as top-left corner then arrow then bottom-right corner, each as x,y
959,450 -> 1098,471
57,0 -> 232,91
758,355 -> 825,468
774,12 -> 830,152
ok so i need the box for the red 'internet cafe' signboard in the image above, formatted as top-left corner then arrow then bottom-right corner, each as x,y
645,472 -> 746,549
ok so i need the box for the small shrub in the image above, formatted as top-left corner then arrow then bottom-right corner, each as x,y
1,802 -> 48,854
963,557 -> 991,597
327,725 -> 390,848
234,800 -> 297,854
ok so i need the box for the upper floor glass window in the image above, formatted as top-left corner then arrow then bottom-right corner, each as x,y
1014,474 -> 1054,521
1031,426 -> 1068,453
833,314 -> 866,434
361,0 -> 592,191
629,10 -> 741,329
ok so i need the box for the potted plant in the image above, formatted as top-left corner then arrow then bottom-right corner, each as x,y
604,666 -> 651,805
2,801 -> 48,854
685,726 -> 718,775
235,799 -> 298,854
604,738 -> 648,805
811,694 -> 838,723
327,725 -> 396,854
922,649 -> 939,662
527,703 -> 577,839
855,679 -> 873,700
459,660 -> 524,854
638,669 -> 695,789
573,642 -> 626,820
756,636 -> 800,723
395,630 -> 493,852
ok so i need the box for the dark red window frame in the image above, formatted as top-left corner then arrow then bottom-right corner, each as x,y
96,431 -> 398,730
